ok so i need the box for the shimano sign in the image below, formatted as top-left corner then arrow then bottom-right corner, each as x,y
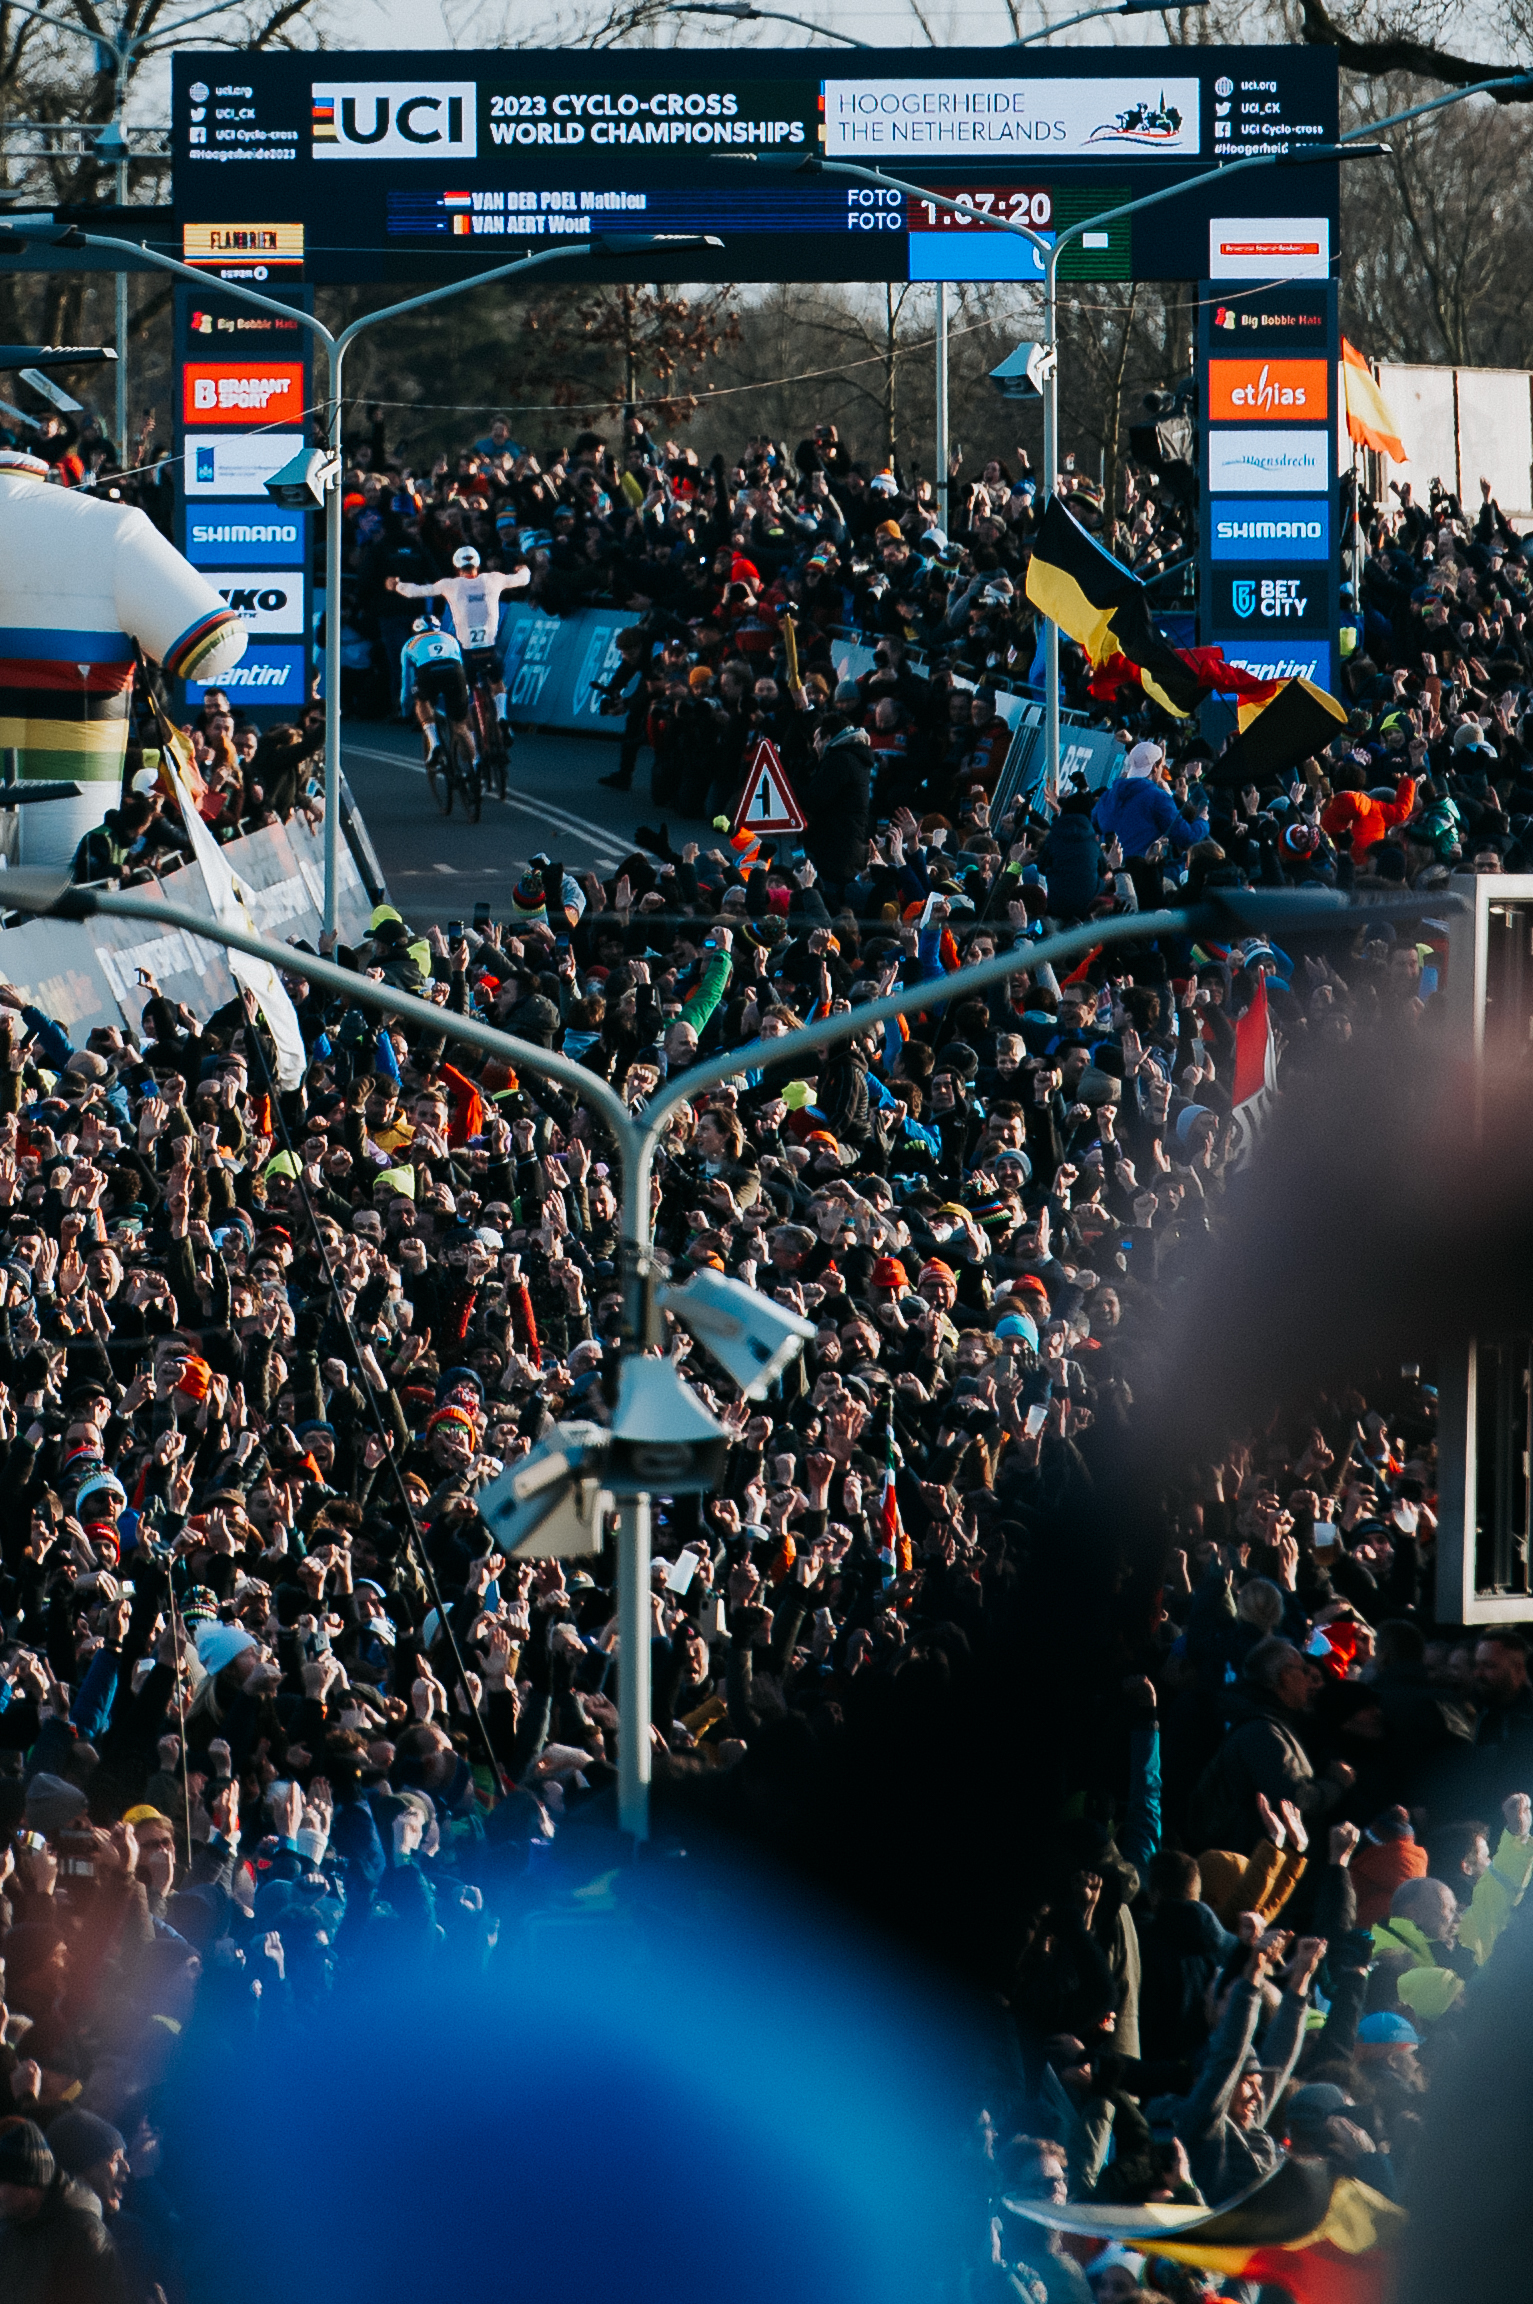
1209,497 -> 1329,560
186,507 -> 306,567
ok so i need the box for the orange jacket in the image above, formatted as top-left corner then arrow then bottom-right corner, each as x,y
1320,773 -> 1416,855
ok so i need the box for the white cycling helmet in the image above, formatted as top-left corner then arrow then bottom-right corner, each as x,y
453,546 -> 481,570
412,615 -> 441,633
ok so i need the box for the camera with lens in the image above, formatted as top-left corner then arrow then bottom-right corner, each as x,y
56,1826 -> 98,1880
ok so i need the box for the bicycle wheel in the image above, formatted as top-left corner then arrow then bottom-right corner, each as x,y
454,730 -> 483,824
486,693 -> 509,801
473,680 -> 507,801
428,719 -> 453,815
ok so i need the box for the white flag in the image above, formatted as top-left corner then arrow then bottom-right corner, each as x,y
167,764 -> 307,1091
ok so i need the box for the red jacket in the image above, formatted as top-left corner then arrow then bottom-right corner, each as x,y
1320,773 -> 1416,855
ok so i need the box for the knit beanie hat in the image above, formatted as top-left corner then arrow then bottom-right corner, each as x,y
426,1404 -> 477,1439
0,2118 -> 55,2185
45,2109 -> 124,2177
24,1771 -> 88,1838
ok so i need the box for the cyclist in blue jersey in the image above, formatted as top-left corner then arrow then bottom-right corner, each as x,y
400,615 -> 472,769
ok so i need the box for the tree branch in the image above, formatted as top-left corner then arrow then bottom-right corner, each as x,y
1297,0 -> 1531,96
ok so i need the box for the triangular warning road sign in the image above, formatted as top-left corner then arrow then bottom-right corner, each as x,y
731,736 -> 805,837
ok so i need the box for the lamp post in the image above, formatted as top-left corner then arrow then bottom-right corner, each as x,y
1008,0 -> 1207,41
4,220 -> 720,939
0,864 -> 1459,1834
664,2 -> 871,41
0,0 -> 252,460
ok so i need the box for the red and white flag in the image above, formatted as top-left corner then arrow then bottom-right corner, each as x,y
1229,968 -> 1277,1168
878,1406 -> 912,1586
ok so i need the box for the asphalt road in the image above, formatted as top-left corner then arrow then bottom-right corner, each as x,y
341,717 -> 657,924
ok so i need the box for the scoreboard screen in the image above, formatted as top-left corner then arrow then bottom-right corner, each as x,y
171,46 -> 1338,288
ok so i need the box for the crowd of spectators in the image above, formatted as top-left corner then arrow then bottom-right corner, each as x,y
0,808 -> 1528,2294
332,404 -> 1533,907
7,392 -> 1533,2295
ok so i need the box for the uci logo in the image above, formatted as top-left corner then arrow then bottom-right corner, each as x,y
1231,580 -> 1257,618
311,81 -> 478,161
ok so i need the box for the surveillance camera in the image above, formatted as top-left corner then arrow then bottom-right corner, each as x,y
605,1355 -> 731,1497
264,447 -> 339,510
989,340 -> 1055,403
662,1267 -> 816,1400
477,1419 -> 612,1557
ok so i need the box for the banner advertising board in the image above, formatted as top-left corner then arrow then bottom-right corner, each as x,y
172,48 -> 1338,287
1198,276 -> 1341,697
173,283 -> 314,725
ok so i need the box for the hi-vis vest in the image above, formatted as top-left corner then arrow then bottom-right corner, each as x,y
0,455 -> 246,783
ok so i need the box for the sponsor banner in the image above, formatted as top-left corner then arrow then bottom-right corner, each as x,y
183,221 -> 304,267
186,504 -> 306,567
1208,215 -> 1330,279
1207,426 -> 1329,493
1209,568 -> 1329,637
0,813 -> 375,1041
208,572 -> 306,636
1207,282 -> 1331,349
499,601 -> 633,726
186,640 -> 306,705
186,304 -> 303,342
312,80 -> 477,160
182,360 -> 306,425
184,430 -> 305,496
1209,497 -> 1329,561
822,76 -> 1201,159
1208,357 -> 1328,421
1216,639 -> 1333,688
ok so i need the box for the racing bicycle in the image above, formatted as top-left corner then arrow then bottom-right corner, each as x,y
427,707 -> 482,823
466,664 -> 511,802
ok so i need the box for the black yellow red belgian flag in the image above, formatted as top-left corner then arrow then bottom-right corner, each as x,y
1011,2159 -> 1405,2304
1207,673 -> 1350,789
1024,497 -> 1206,718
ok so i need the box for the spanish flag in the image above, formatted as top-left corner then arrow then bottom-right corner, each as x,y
1025,497 -> 1204,717
1342,340 -> 1407,463
1207,675 -> 1349,788
1011,2162 -> 1404,2304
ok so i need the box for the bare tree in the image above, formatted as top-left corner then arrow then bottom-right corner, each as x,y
517,279 -> 741,423
1341,74 -> 1533,365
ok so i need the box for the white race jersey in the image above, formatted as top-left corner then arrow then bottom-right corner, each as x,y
393,567 -> 528,653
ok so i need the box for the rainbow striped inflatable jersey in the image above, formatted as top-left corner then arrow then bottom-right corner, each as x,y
0,452 -> 247,782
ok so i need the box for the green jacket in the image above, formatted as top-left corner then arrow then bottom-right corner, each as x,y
681,949 -> 732,1037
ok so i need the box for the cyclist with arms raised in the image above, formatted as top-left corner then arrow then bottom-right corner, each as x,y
400,614 -> 470,772
386,546 -> 527,737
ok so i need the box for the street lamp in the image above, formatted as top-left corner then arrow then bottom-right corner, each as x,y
0,866 -> 1459,1836
1010,0 -> 1208,42
7,222 -> 721,940
0,0 -> 257,459
665,1 -> 872,42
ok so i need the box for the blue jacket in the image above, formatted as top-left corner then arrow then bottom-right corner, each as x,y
1092,774 -> 1207,859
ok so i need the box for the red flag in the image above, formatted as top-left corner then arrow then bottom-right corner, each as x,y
1232,969 -> 1276,1110
1088,644 -> 1283,713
